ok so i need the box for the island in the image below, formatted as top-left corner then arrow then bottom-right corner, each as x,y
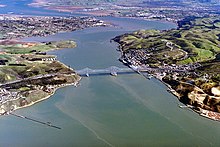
113,16 -> 220,121
0,14 -> 109,115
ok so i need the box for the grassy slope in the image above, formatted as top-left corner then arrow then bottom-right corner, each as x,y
0,40 -> 77,83
114,16 -> 220,113
0,40 -> 76,54
0,39 -> 80,112
116,16 -> 220,64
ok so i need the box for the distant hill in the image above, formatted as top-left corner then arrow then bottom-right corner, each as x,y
34,0 -> 118,6
31,0 -> 144,6
31,0 -> 220,8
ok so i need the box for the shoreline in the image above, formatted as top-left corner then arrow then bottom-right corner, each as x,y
141,66 -> 220,122
0,39 -> 81,115
137,62 -> 220,122
0,11 -> 112,116
14,78 -> 81,113
114,40 -> 220,122
1,74 -> 81,115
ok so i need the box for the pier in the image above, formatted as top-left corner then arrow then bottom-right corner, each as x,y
10,112 -> 61,130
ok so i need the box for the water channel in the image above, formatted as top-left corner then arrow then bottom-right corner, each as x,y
0,3 -> 220,146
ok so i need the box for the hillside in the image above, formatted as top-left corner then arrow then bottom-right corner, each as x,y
113,16 -> 220,119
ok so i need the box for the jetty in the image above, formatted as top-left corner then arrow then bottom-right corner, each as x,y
10,112 -> 61,130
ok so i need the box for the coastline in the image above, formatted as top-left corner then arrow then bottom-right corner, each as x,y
0,12 -> 115,116
0,72 -> 81,115
1,10 -> 220,146
131,61 -> 220,122
13,77 -> 81,113
0,40 -> 81,115
113,39 -> 220,122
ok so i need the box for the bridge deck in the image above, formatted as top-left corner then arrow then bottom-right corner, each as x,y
76,67 -> 136,77
75,66 -> 186,77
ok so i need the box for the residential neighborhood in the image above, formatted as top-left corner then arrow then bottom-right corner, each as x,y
0,15 -> 109,40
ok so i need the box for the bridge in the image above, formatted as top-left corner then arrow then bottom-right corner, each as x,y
75,66 -> 187,77
75,66 -> 138,77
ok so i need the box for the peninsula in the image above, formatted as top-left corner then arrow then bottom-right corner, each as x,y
0,14 -> 109,114
113,16 -> 220,121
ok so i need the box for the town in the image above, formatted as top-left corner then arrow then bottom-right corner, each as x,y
113,1 -> 220,22
28,0 -> 220,23
0,40 -> 81,115
0,15 -> 109,40
113,16 -> 220,121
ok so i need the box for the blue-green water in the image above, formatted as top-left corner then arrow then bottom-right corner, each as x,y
0,2 -> 220,146
0,0 -> 83,16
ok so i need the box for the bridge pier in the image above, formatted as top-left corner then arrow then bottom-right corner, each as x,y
86,72 -> 89,77
110,66 -> 118,76
110,71 -> 117,76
